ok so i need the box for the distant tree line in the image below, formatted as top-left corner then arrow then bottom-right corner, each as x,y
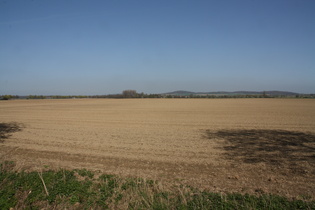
1,91 -> 315,100
0,95 -> 19,100
164,94 -> 315,99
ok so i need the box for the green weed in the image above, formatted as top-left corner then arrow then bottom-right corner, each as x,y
0,161 -> 314,209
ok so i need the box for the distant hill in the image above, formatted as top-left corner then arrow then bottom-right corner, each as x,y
163,90 -> 300,96
163,90 -> 195,95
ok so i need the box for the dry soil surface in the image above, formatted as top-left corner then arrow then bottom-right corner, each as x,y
1,99 -> 314,199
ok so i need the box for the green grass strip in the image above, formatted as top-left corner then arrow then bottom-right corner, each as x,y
1,161 -> 314,209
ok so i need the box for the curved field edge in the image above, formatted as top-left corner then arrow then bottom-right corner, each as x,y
1,161 -> 314,210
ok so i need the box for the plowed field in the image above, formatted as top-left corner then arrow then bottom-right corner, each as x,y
1,99 -> 314,198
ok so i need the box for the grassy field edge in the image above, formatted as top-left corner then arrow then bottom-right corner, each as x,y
1,161 -> 314,210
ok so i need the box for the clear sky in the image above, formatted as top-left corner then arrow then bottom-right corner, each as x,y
1,0 -> 314,95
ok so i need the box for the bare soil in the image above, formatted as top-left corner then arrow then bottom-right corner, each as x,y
1,99 -> 314,199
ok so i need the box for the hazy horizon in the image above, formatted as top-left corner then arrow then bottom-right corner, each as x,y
1,0 -> 315,95
1,90 -> 310,96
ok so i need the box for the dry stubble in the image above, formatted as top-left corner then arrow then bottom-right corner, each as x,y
0,98 -> 314,198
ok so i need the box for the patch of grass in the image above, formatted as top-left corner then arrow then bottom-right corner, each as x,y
1,161 -> 314,209
74,168 -> 94,179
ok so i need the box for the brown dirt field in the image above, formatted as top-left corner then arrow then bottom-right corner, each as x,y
1,99 -> 315,199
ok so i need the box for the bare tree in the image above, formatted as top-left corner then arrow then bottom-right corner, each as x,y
122,90 -> 138,98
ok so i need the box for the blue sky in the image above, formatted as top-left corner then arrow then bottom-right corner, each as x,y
1,0 -> 314,95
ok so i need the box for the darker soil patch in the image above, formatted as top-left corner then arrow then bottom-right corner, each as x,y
0,122 -> 23,143
206,129 -> 315,173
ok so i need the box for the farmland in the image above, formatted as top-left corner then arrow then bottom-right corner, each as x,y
1,98 -> 315,200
